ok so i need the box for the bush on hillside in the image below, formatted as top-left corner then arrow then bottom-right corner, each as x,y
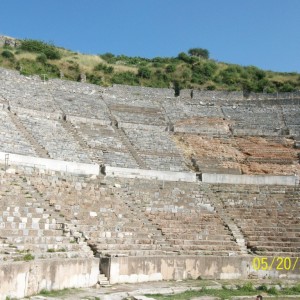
94,63 -> 114,74
111,71 -> 139,85
138,67 -> 151,79
87,73 -> 103,85
1,50 -> 15,59
99,52 -> 116,64
20,39 -> 61,60
18,58 -> 60,78
166,64 -> 176,73
36,53 -> 47,64
188,48 -> 210,59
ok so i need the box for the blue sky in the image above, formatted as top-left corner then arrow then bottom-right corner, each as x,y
1,0 -> 299,72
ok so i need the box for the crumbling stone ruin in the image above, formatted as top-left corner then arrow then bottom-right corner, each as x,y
0,67 -> 299,299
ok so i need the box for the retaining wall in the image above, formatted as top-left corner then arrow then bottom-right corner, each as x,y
0,258 -> 99,300
0,152 -> 99,175
111,84 -> 175,97
101,256 -> 300,284
66,115 -> 112,126
11,106 -> 63,120
202,173 -> 299,186
104,166 -> 197,182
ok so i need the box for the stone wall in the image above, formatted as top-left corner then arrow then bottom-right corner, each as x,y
104,166 -> 196,182
105,256 -> 299,284
0,151 -> 99,175
202,173 -> 299,185
0,258 -> 99,300
180,89 -> 300,102
110,84 -> 174,98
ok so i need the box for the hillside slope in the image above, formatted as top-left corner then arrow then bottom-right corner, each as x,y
0,35 -> 300,93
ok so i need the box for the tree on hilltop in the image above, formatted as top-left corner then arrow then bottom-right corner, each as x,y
188,48 -> 209,59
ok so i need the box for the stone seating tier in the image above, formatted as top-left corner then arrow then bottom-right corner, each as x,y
17,114 -> 92,163
1,167 -> 300,258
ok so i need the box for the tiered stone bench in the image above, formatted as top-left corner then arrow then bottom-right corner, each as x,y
0,170 -> 93,262
0,68 -> 299,297
17,113 -> 92,163
0,110 -> 36,156
210,184 -> 300,257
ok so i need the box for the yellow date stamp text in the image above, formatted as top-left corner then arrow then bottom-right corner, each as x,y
252,257 -> 299,271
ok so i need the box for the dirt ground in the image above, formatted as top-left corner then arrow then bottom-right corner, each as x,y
172,133 -> 300,175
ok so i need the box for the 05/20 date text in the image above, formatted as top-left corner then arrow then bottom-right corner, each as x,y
252,257 -> 299,271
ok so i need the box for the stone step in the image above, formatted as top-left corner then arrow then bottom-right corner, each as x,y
2,235 -> 76,244
93,237 -> 167,245
11,242 -> 91,253
172,244 -> 239,251
245,235 -> 300,242
251,245 -> 300,253
0,228 -> 65,237
98,273 -> 110,285
95,243 -> 164,251
98,249 -> 177,257
168,239 -> 236,246
248,240 -> 300,248
163,233 -> 233,241
0,222 -> 63,230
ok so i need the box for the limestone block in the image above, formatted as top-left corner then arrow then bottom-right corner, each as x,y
55,205 -> 61,211
35,208 -> 44,214
31,223 -> 40,229
75,182 -> 82,190
19,223 -> 26,229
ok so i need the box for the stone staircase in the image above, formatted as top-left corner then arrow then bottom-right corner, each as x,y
98,273 -> 110,286
0,171 -> 94,261
101,95 -> 149,169
222,216 -> 248,255
116,127 -> 149,169
59,119 -> 99,163
7,111 -> 50,158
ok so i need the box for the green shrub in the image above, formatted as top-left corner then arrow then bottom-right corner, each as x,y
178,52 -> 189,62
206,84 -> 216,90
188,47 -> 209,59
1,50 -> 14,59
94,63 -> 114,74
99,52 -> 116,64
137,67 -> 151,79
166,64 -> 176,73
87,73 -> 102,85
239,282 -> 254,292
23,253 -> 34,261
267,286 -> 278,295
257,284 -> 268,292
20,39 -> 61,60
18,58 -> 60,78
36,53 -> 47,64
112,71 -> 139,85
279,82 -> 295,92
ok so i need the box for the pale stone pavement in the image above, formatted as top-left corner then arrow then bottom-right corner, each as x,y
22,279 -> 300,300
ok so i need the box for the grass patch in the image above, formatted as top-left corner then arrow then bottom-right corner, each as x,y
47,248 -> 66,253
147,283 -> 300,300
13,253 -> 35,262
39,288 -> 80,297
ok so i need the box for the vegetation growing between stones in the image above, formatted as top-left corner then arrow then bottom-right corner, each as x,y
39,288 -> 80,297
0,37 -> 300,92
146,283 -> 300,300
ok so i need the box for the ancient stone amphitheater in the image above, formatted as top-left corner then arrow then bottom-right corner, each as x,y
0,67 -> 299,299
